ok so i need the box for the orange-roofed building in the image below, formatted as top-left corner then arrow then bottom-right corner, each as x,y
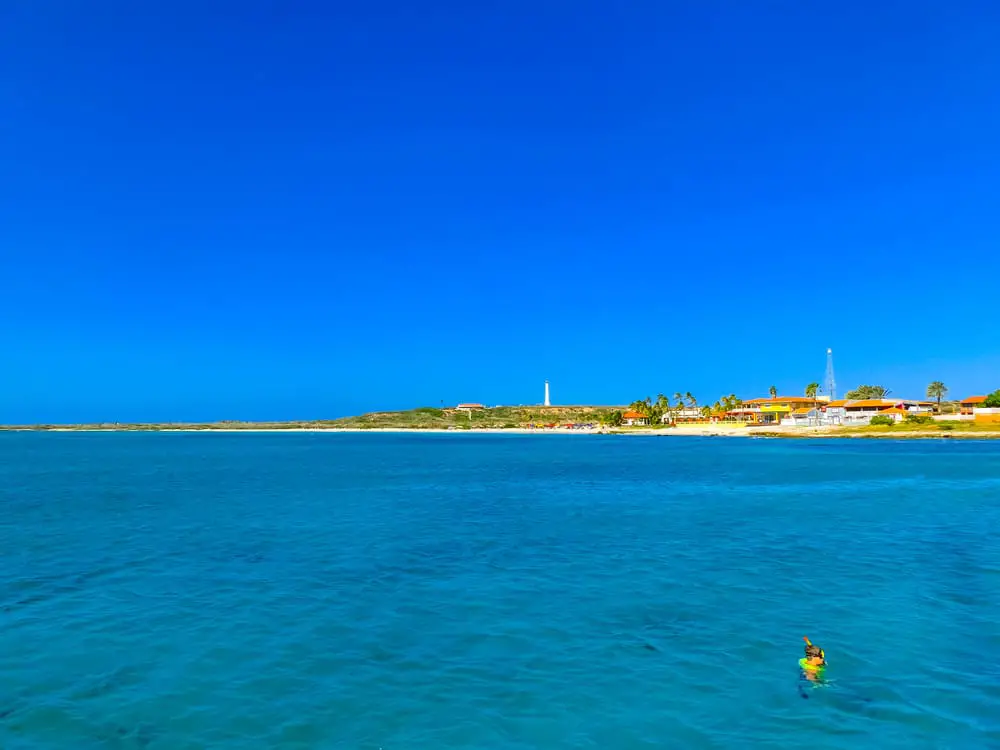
841,399 -> 904,424
742,396 -> 821,407
840,399 -> 932,425
879,406 -> 910,423
728,396 -> 821,425
622,410 -> 649,426
844,399 -> 898,409
787,405 -> 822,426
960,396 -> 986,415
822,400 -> 850,425
813,398 -> 933,426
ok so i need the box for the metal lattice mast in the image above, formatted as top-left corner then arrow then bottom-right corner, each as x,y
824,348 -> 837,401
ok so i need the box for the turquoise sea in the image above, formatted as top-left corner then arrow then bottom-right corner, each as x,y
1,433 -> 998,748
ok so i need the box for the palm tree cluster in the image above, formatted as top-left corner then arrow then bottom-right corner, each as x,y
619,379 -> 957,428
627,392 -> 701,424
711,394 -> 740,412
624,381 -> 853,426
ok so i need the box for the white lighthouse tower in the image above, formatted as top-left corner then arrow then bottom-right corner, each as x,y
824,348 -> 837,401
544,380 -> 551,406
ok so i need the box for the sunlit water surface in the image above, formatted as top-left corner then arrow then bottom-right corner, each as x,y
2,433 -> 998,748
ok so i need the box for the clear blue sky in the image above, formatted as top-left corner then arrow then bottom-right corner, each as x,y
3,1 -> 999,422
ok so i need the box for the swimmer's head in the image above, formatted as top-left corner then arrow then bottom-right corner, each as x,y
803,636 -> 825,662
805,644 -> 824,660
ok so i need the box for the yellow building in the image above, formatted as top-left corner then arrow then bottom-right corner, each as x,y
727,396 -> 821,424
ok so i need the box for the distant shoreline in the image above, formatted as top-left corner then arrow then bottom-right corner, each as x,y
11,401 -> 990,439
3,425 -> 1000,439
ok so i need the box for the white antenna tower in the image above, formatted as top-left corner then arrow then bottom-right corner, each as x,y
824,348 -> 837,401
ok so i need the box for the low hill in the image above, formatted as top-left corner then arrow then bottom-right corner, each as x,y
0,406 -> 625,431
328,405 -> 622,429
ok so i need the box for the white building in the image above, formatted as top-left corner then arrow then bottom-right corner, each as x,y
793,399 -> 936,427
661,407 -> 704,423
783,407 -> 821,427
840,399 -> 932,425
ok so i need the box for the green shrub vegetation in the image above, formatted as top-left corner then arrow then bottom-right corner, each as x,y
325,405 -> 620,430
845,385 -> 889,399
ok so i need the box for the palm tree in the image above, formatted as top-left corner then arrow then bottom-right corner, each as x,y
713,400 -> 723,413
685,391 -> 697,408
769,385 -> 778,399
805,382 -> 820,399
657,393 -> 669,411
668,392 -> 682,420
700,405 -> 712,419
927,381 -> 948,412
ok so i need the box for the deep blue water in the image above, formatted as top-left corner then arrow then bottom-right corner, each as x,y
1,433 -> 998,749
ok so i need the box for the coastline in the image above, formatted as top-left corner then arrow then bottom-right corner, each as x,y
15,398 -> 994,439
6,425 -> 1000,439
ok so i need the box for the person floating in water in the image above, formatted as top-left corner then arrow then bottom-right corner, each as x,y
798,636 -> 827,696
800,636 -> 826,677
797,635 -> 872,704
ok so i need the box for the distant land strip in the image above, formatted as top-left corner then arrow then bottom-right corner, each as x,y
2,405 -> 1000,439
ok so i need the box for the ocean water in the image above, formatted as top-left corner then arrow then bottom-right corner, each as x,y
1,433 -> 998,749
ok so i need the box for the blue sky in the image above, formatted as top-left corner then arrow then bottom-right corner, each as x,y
2,1 -> 999,422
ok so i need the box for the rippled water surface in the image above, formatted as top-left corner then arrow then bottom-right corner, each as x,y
2,432 -> 999,748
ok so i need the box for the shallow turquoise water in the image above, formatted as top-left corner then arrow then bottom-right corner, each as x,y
1,433 -> 998,748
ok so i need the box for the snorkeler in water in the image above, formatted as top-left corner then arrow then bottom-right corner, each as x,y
797,636 -> 827,697
800,636 -> 826,675
797,636 -> 873,704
